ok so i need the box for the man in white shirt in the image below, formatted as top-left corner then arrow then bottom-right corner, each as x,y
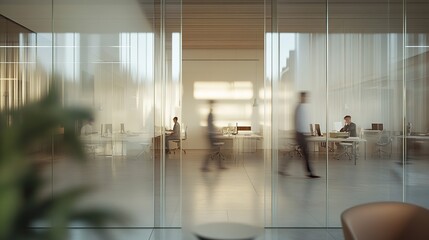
294,92 -> 320,178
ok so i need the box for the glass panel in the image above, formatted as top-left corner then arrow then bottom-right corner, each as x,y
181,0 -> 265,231
405,0 -> 429,208
0,15 -> 42,118
267,0 -> 327,227
51,0 -> 156,227
162,0 -> 182,227
0,0 -> 53,229
327,0 -> 404,226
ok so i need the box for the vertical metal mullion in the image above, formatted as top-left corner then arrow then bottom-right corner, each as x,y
159,0 -> 166,227
270,0 -> 279,227
402,0 -> 407,203
325,0 -> 329,228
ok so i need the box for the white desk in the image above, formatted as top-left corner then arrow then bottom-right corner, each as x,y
216,133 -> 262,163
307,136 -> 367,164
81,132 -> 153,157
81,134 -> 119,156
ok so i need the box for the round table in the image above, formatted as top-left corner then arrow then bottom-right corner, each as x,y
193,222 -> 263,240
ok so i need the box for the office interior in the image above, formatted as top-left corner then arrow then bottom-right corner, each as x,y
1,0 -> 429,239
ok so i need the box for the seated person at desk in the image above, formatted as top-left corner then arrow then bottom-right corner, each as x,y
165,116 -> 180,153
81,119 -> 96,136
340,115 -> 357,137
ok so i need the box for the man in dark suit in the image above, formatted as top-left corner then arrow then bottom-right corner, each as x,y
340,115 -> 357,137
165,117 -> 180,153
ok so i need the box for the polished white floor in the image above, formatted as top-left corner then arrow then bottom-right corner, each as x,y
50,141 -> 429,240
69,228 -> 344,240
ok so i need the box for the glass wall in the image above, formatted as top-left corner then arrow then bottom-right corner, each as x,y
0,0 -> 182,232
406,0 -> 429,209
0,15 -> 44,118
267,0 -> 429,228
266,0 -> 328,227
326,0 -> 404,227
2,0 -> 429,235
51,0 -> 159,228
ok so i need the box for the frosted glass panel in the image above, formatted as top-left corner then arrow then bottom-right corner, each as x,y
267,0 -> 327,227
405,0 -> 429,210
52,0 -> 156,227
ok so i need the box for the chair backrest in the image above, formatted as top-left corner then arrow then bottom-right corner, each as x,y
341,202 -> 429,240
182,125 -> 187,140
377,131 -> 391,145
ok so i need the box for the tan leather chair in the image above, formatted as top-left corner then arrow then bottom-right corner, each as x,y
341,202 -> 429,240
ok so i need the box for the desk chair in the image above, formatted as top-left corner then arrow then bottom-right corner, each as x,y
279,142 -> 303,175
172,126 -> 187,154
374,131 -> 392,158
83,143 -> 97,159
320,142 -> 335,152
81,135 -> 101,159
209,141 -> 226,163
136,142 -> 151,159
283,142 -> 304,159
335,142 -> 354,161
341,202 -> 429,240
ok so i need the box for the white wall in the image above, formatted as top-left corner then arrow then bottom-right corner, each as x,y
182,49 -> 264,149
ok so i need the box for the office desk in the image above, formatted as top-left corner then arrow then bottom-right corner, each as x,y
216,133 -> 262,163
81,133 -> 153,157
81,134 -> 121,156
394,134 -> 429,158
307,136 -> 367,164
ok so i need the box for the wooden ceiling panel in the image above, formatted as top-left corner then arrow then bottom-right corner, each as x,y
180,0 -> 429,49
182,0 -> 264,49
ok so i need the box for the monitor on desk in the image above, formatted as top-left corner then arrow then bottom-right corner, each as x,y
310,124 -> 314,136
104,124 -> 112,135
333,121 -> 343,131
372,123 -> 383,131
315,124 -> 322,136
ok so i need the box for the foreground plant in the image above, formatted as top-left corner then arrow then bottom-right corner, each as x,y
0,90 -> 127,240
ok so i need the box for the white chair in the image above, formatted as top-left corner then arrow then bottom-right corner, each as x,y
136,142 -> 151,158
374,131 -> 393,158
335,142 -> 354,161
209,141 -> 226,162
172,126 -> 187,154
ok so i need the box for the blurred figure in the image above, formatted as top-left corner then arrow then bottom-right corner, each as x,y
81,118 -> 95,136
165,116 -> 181,154
293,92 -> 319,178
201,100 -> 226,171
340,115 -> 357,137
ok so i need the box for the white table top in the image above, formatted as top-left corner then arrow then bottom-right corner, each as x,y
217,133 -> 263,139
193,222 -> 263,240
394,135 -> 429,140
307,136 -> 366,142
